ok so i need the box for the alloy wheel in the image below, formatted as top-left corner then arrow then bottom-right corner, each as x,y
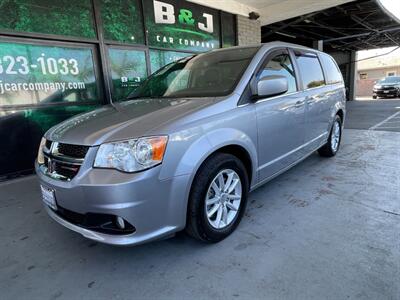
205,169 -> 242,229
331,120 -> 341,152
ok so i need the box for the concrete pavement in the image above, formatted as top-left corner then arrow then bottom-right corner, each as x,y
1,128 -> 399,300
346,98 -> 400,132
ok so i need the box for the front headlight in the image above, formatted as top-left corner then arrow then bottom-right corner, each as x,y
94,136 -> 168,172
37,137 -> 46,164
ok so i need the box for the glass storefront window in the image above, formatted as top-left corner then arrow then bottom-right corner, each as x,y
0,41 -> 100,107
150,50 -> 193,73
0,0 -> 238,177
108,48 -> 147,101
0,103 -> 99,177
100,0 -> 145,44
0,0 -> 96,39
221,12 -> 236,48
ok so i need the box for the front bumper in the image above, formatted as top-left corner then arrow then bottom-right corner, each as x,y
44,205 -> 176,246
373,88 -> 399,97
35,161 -> 190,246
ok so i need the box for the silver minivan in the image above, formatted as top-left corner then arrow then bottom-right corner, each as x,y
36,42 -> 346,246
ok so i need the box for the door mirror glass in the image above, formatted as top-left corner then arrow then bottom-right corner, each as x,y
255,75 -> 288,98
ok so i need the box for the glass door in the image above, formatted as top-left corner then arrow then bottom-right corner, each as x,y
107,46 -> 148,102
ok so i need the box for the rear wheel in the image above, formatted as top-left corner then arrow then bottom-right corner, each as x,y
318,115 -> 342,157
186,153 -> 249,243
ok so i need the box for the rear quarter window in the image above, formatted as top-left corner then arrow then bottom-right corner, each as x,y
294,51 -> 325,89
320,54 -> 343,85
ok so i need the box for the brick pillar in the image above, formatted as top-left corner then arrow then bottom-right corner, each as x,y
236,15 -> 261,46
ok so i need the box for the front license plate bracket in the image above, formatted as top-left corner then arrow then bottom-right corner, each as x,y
40,185 -> 57,210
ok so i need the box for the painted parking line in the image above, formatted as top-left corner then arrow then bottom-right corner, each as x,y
372,126 -> 400,129
369,111 -> 400,130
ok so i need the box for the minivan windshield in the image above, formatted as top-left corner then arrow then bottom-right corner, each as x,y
127,47 -> 259,99
378,76 -> 400,84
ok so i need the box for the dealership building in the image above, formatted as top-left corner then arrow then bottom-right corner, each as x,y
0,0 -> 265,178
1,0 -> 398,179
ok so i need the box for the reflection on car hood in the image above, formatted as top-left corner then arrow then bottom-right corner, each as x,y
45,98 -> 215,145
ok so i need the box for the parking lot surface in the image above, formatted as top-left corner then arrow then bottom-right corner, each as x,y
346,98 -> 400,132
1,128 -> 399,300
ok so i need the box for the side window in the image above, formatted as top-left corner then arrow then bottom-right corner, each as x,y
259,52 -> 297,94
295,51 -> 325,89
320,54 -> 343,84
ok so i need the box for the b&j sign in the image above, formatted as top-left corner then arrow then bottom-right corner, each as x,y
144,0 -> 221,52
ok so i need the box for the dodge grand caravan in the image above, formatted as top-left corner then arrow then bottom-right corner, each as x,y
36,42 -> 346,246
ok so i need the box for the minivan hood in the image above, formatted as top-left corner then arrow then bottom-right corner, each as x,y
46,98 -> 215,145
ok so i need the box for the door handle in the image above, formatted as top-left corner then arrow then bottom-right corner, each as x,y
306,95 -> 319,103
295,100 -> 305,107
306,96 -> 314,104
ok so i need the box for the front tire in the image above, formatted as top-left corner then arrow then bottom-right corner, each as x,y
186,153 -> 249,243
318,115 -> 342,157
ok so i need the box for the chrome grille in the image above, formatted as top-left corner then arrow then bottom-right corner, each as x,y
58,143 -> 89,159
41,141 -> 88,181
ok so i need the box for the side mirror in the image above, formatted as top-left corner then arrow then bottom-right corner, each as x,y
252,75 -> 288,98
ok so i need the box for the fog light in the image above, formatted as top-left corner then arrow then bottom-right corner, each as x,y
116,216 -> 125,229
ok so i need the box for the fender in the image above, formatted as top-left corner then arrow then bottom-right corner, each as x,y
162,127 -> 258,183
158,126 -> 258,230
182,128 -> 258,207
327,87 -> 346,134
204,128 -> 258,186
